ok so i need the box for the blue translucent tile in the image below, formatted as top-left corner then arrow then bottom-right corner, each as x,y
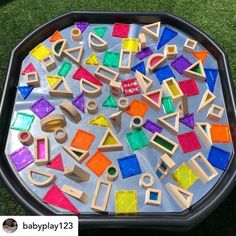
131,61 -> 146,75
155,65 -> 175,84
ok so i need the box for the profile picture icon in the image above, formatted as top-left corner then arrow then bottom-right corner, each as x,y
2,218 -> 18,233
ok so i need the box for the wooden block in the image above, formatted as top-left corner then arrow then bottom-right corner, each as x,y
86,99 -> 98,114
119,50 -> 132,74
130,115 -> 143,129
59,100 -> 81,123
63,46 -> 84,65
184,60 -> 206,81
27,168 -> 56,187
95,65 -> 119,83
88,32 -> 107,52
145,188 -> 162,206
187,152 -> 218,183
138,33 -> 147,49
62,145 -> 89,163
141,89 -> 162,111
80,78 -> 102,98
51,38 -> 68,60
71,28 -> 82,42
109,111 -> 122,128
166,183 -> 193,209
194,122 -> 212,147
18,131 -> 33,146
109,80 -> 122,97
105,164 -> 119,181
54,128 -> 68,144
135,70 -> 153,93
206,104 -> 224,121
25,71 -> 40,87
197,89 -> 216,112
147,53 -> 167,72
40,55 -> 57,72
156,154 -> 176,178
117,97 -> 129,111
162,77 -> 184,102
150,132 -> 178,156
34,136 -> 49,165
90,179 -> 112,212
164,45 -> 178,59
183,38 -> 197,52
139,173 -> 154,189
63,165 -> 90,183
40,114 -> 66,133
158,112 -> 180,135
61,184 -> 88,203
142,22 -> 161,41
181,95 -> 189,116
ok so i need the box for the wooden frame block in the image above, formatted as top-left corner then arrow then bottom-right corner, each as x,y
63,46 -> 84,65
181,95 -> 189,116
206,104 -> 224,121
95,65 -> 119,84
18,131 -> 33,146
119,49 -> 132,74
80,78 -> 102,98
139,173 -> 154,189
109,111 -> 122,128
187,152 -> 218,183
158,111 -> 180,135
117,97 -> 129,111
62,145 -> 89,163
130,115 -> 143,129
141,89 -> 162,111
164,45 -> 178,59
54,128 -> 68,144
197,89 -> 216,112
63,165 -> 90,182
109,80 -> 122,97
90,179 -> 112,212
86,99 -> 98,114
166,183 -> 193,209
27,168 -> 56,187
162,77 -> 184,102
142,21 -> 161,41
138,33 -> 147,49
184,60 -> 206,81
34,136 -> 49,165
156,154 -> 176,178
183,38 -> 197,52
25,71 -> 40,87
150,132 -> 178,156
40,55 -> 57,72
40,114 -> 66,132
59,100 -> 81,123
135,70 -> 153,93
49,76 -> 73,98
61,184 -> 88,203
105,164 -> 119,181
145,188 -> 162,206
51,38 -> 68,60
147,53 -> 167,72
88,32 -> 108,52
71,27 -> 82,42
194,122 -> 212,147
98,128 -> 123,151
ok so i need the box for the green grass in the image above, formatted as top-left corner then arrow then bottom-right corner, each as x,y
0,0 -> 236,235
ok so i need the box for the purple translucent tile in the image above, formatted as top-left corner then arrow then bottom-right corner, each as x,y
75,22 -> 89,33
136,47 -> 153,60
180,113 -> 194,129
171,55 -> 192,74
9,146 -> 34,171
143,119 -> 163,133
72,93 -> 85,113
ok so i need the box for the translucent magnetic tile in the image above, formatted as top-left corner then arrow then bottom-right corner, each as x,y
115,190 -> 138,214
172,163 -> 199,190
11,112 -> 35,131
122,38 -> 139,53
30,97 -> 55,119
126,129 -> 149,151
103,51 -> 120,68
29,43 -> 51,61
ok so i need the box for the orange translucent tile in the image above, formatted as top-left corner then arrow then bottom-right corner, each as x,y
71,129 -> 95,150
86,150 -> 112,176
49,31 -> 63,42
210,124 -> 231,143
126,99 -> 149,118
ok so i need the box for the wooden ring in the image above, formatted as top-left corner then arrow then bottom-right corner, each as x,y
40,114 -> 66,132
118,97 -> 129,111
59,101 -> 81,123
86,100 -> 98,114
71,28 -> 82,42
139,173 -> 154,189
130,116 -> 143,129
54,128 -> 68,143
105,164 -> 119,181
18,131 -> 33,146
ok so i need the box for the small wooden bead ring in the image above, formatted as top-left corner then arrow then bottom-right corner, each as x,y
118,97 -> 129,111
54,128 -> 68,143
139,173 -> 154,189
18,131 -> 33,146
71,28 -> 82,41
86,100 -> 98,114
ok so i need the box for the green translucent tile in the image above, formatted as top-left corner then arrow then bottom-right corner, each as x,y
94,26 -> 107,38
58,61 -> 72,77
11,112 -> 35,131
102,95 -> 117,108
172,163 -> 199,190
162,96 -> 174,114
126,129 -> 149,151
103,51 -> 120,68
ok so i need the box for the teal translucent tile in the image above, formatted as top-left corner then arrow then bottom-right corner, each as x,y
103,51 -> 120,68
11,112 -> 35,131
126,129 -> 149,151
162,96 -> 174,114
58,61 -> 72,77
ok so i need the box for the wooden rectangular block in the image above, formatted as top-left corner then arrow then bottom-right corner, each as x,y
63,165 -> 90,182
34,136 -> 49,165
119,49 -> 132,74
95,65 -> 119,84
156,154 -> 176,178
61,184 -> 88,203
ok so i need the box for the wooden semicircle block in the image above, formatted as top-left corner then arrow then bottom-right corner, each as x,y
88,32 -> 107,52
63,46 -> 84,65
142,21 -> 161,41
51,39 -> 68,60
62,145 -> 89,163
197,89 -> 216,112
141,89 -> 163,111
184,60 -> 206,81
80,78 -> 102,98
135,70 -> 153,93
27,168 -> 56,187
147,53 -> 167,72
98,128 -> 123,152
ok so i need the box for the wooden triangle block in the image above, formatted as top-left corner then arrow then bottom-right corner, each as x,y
109,111 -> 122,128
193,50 -> 208,63
194,122 -> 212,147
142,89 -> 162,111
62,145 -> 89,163
142,21 -> 161,41
98,128 -> 123,151
147,53 -> 167,72
135,70 -> 153,93
176,101 -> 183,117
88,32 -> 107,52
49,76 -> 73,98
51,39 -> 68,60
80,78 -> 102,98
63,46 -> 84,65
166,183 -> 193,209
158,111 -> 180,135
197,89 -> 216,112
184,60 -> 206,81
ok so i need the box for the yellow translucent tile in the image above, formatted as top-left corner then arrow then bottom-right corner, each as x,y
84,53 -> 99,66
103,133 -> 117,145
172,163 -> 198,190
30,43 -> 51,61
115,190 -> 138,214
88,114 -> 110,127
122,38 -> 139,53
46,75 -> 61,88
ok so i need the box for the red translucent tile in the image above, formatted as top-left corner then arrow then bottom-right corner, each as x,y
112,23 -> 130,38
178,79 -> 199,96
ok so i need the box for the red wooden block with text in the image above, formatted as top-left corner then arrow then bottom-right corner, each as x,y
121,78 -> 141,96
